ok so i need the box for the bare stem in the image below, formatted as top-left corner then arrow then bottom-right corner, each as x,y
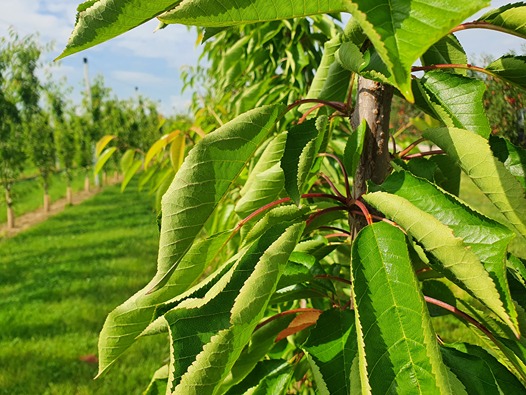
318,153 -> 351,199
397,137 -> 427,158
319,173 -> 345,199
318,225 -> 351,235
306,206 -> 349,226
285,99 -> 348,115
451,21 -> 526,40
402,150 -> 444,160
353,200 -> 373,225
298,103 -> 324,124
315,274 -> 352,285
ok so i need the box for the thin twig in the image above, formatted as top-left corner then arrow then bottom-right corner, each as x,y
397,137 -> 427,159
451,21 -> 526,40
402,150 -> 444,160
318,153 -> 351,200
353,200 -> 373,225
319,173 -> 345,199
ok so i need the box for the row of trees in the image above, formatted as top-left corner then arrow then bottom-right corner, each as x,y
0,29 -> 167,228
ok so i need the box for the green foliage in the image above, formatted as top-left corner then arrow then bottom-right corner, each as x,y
60,0 -> 526,393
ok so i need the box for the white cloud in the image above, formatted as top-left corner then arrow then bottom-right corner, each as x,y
112,70 -> 164,86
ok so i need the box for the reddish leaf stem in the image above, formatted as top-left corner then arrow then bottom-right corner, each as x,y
397,137 -> 427,159
353,200 -> 373,225
254,308 -> 323,331
318,153 -> 352,200
318,225 -> 351,235
285,99 -> 348,115
319,173 -> 345,199
412,63 -> 488,75
451,21 -> 525,40
298,103 -> 324,124
306,206 -> 349,226
402,150 -> 444,160
424,296 -> 496,340
315,274 -> 352,285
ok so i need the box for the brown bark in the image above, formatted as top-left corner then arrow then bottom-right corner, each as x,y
43,193 -> 51,212
351,77 -> 394,198
6,189 -> 14,229
66,186 -> 73,206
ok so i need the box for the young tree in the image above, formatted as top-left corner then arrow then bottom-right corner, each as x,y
46,84 -> 77,205
0,30 -> 43,226
60,1 -> 526,393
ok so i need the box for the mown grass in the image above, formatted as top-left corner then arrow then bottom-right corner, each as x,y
0,184 -> 166,394
0,169 -> 92,224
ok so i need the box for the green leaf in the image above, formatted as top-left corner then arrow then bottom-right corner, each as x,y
97,230 -> 232,376
157,104 -> 283,290
405,155 -> 461,196
300,33 -> 352,113
226,360 -> 293,395
120,159 -> 142,192
343,119 -> 366,177
486,56 -> 526,90
57,0 -> 183,59
281,118 -> 326,205
94,147 -> 117,174
144,365 -> 169,395
441,343 -> 526,394
421,35 -> 467,75
235,132 -> 286,218
336,41 -> 365,74
219,315 -> 295,393
165,222 -> 304,393
95,134 -> 116,156
119,148 -> 135,173
490,135 -> 526,189
419,70 -> 490,138
343,0 -> 488,100
423,127 -> 526,241
363,191 -> 518,336
351,222 -> 452,394
375,171 -> 518,333
303,309 -> 357,395
159,0 -> 352,27
478,2 -> 526,40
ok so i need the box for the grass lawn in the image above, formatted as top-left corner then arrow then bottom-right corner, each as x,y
0,184 -> 166,394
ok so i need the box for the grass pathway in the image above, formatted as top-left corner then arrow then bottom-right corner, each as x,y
0,184 -> 166,394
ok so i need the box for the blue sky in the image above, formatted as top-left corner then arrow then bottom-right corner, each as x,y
0,0 -> 524,116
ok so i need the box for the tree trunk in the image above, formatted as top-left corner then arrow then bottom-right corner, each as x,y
351,77 -> 394,199
349,77 -> 394,236
5,189 -> 14,229
84,175 -> 90,192
43,192 -> 51,212
66,186 -> 73,206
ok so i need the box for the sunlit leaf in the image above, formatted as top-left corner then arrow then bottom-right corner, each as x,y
165,222 -> 304,393
424,127 -> 526,241
235,133 -> 286,218
486,56 -> 526,90
95,134 -> 116,156
351,222 -> 452,394
419,70 -> 490,137
477,2 -> 526,40
94,147 -> 116,174
57,0 -> 183,59
120,159 -> 142,192
421,34 -> 467,75
375,171 -> 518,333
364,191 -> 518,335
490,135 -> 526,189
